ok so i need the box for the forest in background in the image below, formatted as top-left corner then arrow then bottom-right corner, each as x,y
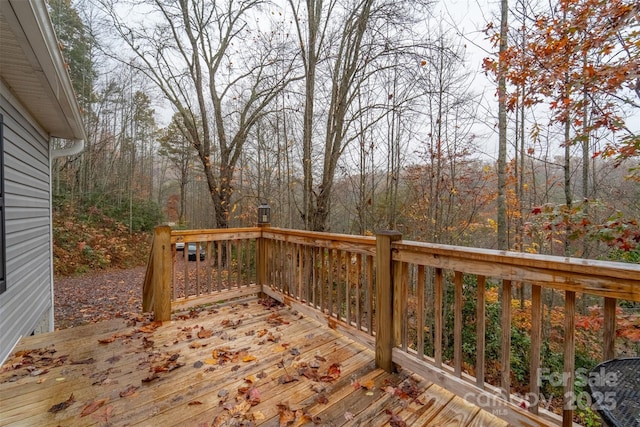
48,0 -> 639,264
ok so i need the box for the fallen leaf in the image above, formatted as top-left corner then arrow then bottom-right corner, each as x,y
119,384 -> 139,398
98,336 -> 116,344
48,393 -> 75,413
138,321 -> 162,333
197,327 -> 213,339
278,374 -> 298,384
188,401 -> 203,406
277,403 -> 296,426
80,398 -> 108,417
362,379 -> 375,390
248,387 -> 261,406
142,372 -> 159,383
389,413 -> 407,427
251,410 -> 265,421
91,405 -> 114,423
384,386 -> 396,395
320,363 -> 341,382
315,394 -> 329,405
242,355 -> 257,362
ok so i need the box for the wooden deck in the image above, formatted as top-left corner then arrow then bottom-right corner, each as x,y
1,298 -> 508,426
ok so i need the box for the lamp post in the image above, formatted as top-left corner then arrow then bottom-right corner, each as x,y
257,203 -> 271,226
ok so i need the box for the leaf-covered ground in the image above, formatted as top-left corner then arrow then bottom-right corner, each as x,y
54,266 -> 146,329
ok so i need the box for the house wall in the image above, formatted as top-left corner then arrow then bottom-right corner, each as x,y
0,90 -> 53,363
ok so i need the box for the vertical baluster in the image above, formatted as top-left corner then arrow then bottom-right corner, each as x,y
183,240 -> 189,298
238,239 -> 244,288
563,291 -> 576,427
345,252 -> 353,326
417,265 -> 425,360
434,267 -> 443,368
476,275 -> 486,388
217,240 -> 222,292
454,271 -> 463,377
356,253 -> 362,331
603,297 -> 616,360
530,284 -> 542,414
328,248 -> 334,315
171,243 -> 176,301
397,261 -> 408,351
501,279 -> 512,400
297,243 -> 303,300
336,250 -> 343,320
206,241 -> 212,294
366,254 -> 374,335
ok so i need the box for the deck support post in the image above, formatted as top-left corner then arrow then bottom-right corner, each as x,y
375,230 -> 402,372
152,225 -> 172,321
257,224 -> 269,296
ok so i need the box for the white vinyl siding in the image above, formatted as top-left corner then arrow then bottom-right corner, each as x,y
0,93 -> 53,363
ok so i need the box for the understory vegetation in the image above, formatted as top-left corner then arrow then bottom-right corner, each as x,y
52,195 -> 156,275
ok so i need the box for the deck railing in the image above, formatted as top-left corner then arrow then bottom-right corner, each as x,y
143,226 -> 640,427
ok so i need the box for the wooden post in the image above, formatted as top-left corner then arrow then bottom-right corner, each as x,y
257,224 -> 269,296
375,230 -> 402,372
153,225 -> 172,322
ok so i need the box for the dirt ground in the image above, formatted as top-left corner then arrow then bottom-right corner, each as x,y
54,266 -> 147,329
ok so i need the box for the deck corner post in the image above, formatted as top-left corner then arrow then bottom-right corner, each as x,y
375,230 -> 402,373
257,224 -> 269,296
153,225 -> 172,322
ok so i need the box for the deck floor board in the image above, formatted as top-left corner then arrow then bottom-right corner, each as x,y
1,299 -> 508,426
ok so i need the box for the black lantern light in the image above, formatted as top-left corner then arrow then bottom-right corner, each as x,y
257,203 -> 271,225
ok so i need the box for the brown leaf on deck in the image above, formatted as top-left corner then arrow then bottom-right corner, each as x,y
277,403 -> 296,426
389,413 -> 407,427
248,387 -> 261,406
138,321 -> 162,333
119,384 -> 139,398
197,327 -> 213,339
48,393 -> 75,413
278,374 -> 298,384
314,393 -> 329,405
80,398 -> 108,417
319,363 -> 341,382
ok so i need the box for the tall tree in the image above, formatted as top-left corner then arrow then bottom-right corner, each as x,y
102,0 -> 298,228
497,0 -> 509,250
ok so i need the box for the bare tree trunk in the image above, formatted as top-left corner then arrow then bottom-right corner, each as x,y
497,0 -> 509,251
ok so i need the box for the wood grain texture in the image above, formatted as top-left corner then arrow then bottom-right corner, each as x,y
0,298 -> 508,427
